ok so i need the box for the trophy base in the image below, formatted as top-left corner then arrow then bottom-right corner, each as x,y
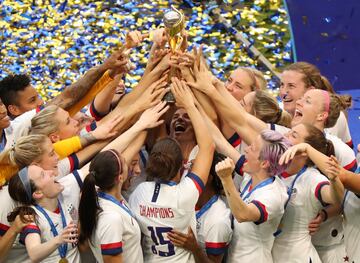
162,91 -> 176,104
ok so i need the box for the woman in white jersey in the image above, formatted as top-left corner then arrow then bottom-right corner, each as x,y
78,150 -> 143,263
272,123 -> 344,262
280,142 -> 360,262
5,102 -> 167,262
215,130 -> 290,263
167,152 -> 233,263
191,71 -> 356,263
129,78 -> 215,263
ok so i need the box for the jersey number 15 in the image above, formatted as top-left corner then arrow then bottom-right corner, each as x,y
147,226 -> 175,257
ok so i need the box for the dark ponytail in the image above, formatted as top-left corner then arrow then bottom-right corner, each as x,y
78,172 -> 100,245
209,152 -> 228,195
78,150 -> 123,245
146,138 -> 183,181
302,124 -> 335,166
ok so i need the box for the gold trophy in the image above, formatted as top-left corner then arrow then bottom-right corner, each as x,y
163,5 -> 186,103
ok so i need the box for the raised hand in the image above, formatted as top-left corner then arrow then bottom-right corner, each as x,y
278,143 -> 309,165
325,155 -> 341,181
102,47 -> 131,78
125,30 -> 143,49
186,46 -> 215,94
170,77 -> 195,109
215,157 -> 235,180
136,101 -> 169,130
91,115 -> 124,140
137,76 -> 169,111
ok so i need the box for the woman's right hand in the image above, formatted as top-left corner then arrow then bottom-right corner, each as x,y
136,101 -> 169,130
11,214 -> 34,234
215,157 -> 235,180
170,77 -> 195,109
56,223 -> 78,245
279,143 -> 309,165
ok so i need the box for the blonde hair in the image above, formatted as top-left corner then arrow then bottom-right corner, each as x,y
249,68 -> 267,90
0,135 -> 48,185
30,105 -> 60,136
252,90 -> 292,128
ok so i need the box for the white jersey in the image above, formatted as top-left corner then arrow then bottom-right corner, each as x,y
195,195 -> 232,256
325,111 -> 353,148
3,109 -> 36,151
343,190 -> 360,262
20,171 -> 83,263
0,186 -> 30,263
227,175 -> 287,263
129,172 -> 205,263
89,195 -> 143,263
273,166 -> 329,262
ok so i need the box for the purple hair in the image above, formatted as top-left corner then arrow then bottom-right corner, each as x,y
259,130 -> 293,175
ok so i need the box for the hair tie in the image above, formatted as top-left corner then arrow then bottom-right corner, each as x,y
18,167 -> 32,200
90,170 -> 97,178
322,90 -> 330,113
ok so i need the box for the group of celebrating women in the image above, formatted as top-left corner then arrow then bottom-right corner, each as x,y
0,28 -> 359,263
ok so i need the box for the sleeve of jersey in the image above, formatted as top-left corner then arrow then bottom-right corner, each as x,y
53,136 -> 82,160
185,172 -> 205,195
0,222 -> 10,236
251,200 -> 269,225
19,223 -> 41,244
89,100 -> 108,121
78,121 -> 97,135
178,173 -> 206,210
205,221 -> 232,255
67,70 -> 113,117
314,181 -> 331,207
99,214 -> 123,256
234,155 -> 246,176
227,132 -> 241,148
333,139 -> 357,172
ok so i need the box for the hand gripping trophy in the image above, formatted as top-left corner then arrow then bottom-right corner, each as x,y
162,5 -> 186,103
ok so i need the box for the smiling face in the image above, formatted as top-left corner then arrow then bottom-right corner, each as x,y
35,138 -> 59,176
8,85 -> 44,117
29,165 -> 63,200
291,89 -> 327,129
284,123 -> 309,145
52,108 -> 80,141
280,70 -> 309,116
243,135 -> 264,175
225,68 -> 254,101
170,108 -> 195,143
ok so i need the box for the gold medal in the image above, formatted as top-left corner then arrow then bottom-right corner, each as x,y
59,258 -> 68,263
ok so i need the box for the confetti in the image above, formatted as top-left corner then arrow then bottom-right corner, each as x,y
0,0 -> 291,100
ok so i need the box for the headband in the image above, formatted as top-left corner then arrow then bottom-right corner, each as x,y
18,167 -> 32,200
108,149 -> 122,175
323,90 -> 330,113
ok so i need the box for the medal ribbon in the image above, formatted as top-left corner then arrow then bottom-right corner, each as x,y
284,166 -> 307,208
240,177 -> 275,201
98,192 -> 134,218
35,201 -> 67,259
196,195 -> 219,220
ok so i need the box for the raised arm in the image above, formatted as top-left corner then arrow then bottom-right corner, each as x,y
279,143 -> 345,202
47,48 -> 128,111
171,77 -> 214,185
187,62 -> 260,145
216,158 -> 261,222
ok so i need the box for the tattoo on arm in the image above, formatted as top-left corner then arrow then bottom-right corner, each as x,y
80,132 -> 97,147
47,66 -> 106,110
